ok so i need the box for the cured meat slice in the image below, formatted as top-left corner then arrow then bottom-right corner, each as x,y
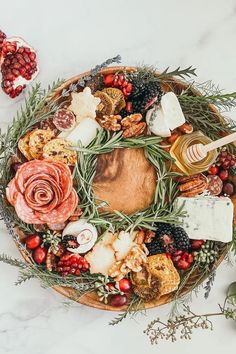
15,193 -> 42,224
49,161 -> 72,201
52,109 -> 76,131
35,189 -> 78,224
207,175 -> 223,196
6,179 -> 18,206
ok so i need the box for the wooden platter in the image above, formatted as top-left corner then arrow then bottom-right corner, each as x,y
15,66 -> 229,311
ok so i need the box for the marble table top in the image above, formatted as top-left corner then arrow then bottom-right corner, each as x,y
0,0 -> 236,353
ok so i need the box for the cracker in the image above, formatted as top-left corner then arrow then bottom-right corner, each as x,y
42,138 -> 77,165
29,129 -> 55,159
146,254 -> 180,296
18,130 -> 34,160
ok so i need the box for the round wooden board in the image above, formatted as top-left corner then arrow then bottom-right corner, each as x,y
15,66 -> 229,311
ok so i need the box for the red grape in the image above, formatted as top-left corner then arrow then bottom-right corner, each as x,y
110,294 -> 128,307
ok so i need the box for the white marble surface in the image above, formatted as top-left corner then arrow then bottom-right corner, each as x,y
1,0 -> 236,353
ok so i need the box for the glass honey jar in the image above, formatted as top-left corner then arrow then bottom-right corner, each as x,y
170,131 -> 218,175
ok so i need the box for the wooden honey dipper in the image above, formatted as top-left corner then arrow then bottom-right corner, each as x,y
186,132 -> 236,163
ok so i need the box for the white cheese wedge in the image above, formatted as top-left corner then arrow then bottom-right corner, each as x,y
146,107 -> 171,137
161,92 -> 185,130
58,117 -> 101,146
174,196 -> 233,242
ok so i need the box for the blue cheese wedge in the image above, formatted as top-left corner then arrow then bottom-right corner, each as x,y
174,196 -> 233,242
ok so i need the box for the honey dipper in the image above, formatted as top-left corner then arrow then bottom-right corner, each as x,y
186,132 -> 236,163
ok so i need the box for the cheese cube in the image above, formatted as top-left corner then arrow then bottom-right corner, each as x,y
174,196 -> 233,242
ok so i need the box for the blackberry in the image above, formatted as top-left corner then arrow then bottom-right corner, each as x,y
145,223 -> 190,255
129,80 -> 162,114
62,235 -> 79,249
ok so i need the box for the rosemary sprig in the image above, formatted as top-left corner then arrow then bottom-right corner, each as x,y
0,80 -> 63,154
0,253 -> 100,296
109,293 -> 145,325
130,65 -> 196,85
158,65 -> 197,79
179,92 -> 236,112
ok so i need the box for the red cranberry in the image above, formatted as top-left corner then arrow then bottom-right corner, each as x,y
33,246 -> 47,264
25,234 -> 41,250
219,170 -> 229,181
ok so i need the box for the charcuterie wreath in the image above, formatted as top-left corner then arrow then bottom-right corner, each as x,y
1,55 -> 236,324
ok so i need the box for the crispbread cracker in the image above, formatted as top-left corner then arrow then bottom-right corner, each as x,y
29,129 -> 55,159
146,254 -> 180,296
42,138 -> 77,165
18,130 -> 34,160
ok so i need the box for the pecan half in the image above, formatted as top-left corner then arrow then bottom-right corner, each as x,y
121,113 -> 146,138
122,122 -> 146,138
178,173 -> 208,197
121,113 -> 142,128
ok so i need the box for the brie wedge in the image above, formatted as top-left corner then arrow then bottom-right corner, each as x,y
146,107 -> 171,137
161,92 -> 185,130
58,117 -> 101,146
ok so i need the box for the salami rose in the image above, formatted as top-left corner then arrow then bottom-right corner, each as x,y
6,160 -> 78,224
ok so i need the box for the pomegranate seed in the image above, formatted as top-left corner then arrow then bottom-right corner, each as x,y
20,67 -> 26,76
122,80 -> 128,88
71,262 -> 78,268
23,53 -> 30,63
57,267 -> 63,272
69,268 -> 76,274
24,47 -> 31,53
15,85 -> 23,94
3,86 -> 13,94
19,58 -> 26,66
29,52 -> 36,60
12,69 -> 20,77
13,63 -> 21,69
63,266 -> 70,271
62,272 -> 68,276
10,91 -> 17,98
75,269 -> 81,276
17,47 -> 24,54
2,80 -> 11,87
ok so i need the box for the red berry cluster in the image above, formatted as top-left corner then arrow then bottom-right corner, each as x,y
209,150 -> 236,181
25,234 -> 48,264
171,240 -> 204,271
208,150 -> 236,196
57,253 -> 89,277
103,73 -> 133,97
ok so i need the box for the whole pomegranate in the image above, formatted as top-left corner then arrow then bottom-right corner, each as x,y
0,30 -> 39,98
